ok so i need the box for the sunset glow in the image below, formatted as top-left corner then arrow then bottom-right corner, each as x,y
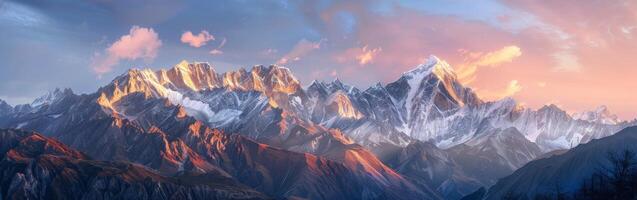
1,2 -> 637,199
0,0 -> 635,119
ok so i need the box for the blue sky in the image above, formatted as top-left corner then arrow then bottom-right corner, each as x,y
0,0 -> 510,95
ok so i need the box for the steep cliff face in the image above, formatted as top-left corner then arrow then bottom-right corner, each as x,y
0,128 -> 270,200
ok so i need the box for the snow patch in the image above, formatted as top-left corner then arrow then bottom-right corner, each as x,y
209,109 -> 242,126
165,89 -> 215,120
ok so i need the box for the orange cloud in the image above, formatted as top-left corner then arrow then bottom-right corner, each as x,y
277,39 -> 321,65
336,45 -> 382,65
91,26 -> 162,77
180,30 -> 214,48
477,80 -> 523,101
456,45 -> 522,84
356,46 -> 382,65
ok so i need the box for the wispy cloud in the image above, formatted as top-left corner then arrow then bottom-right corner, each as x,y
91,26 -> 162,77
180,30 -> 214,48
478,80 -> 523,100
277,39 -> 321,65
552,51 -> 581,72
209,37 -> 226,55
456,45 -> 522,84
209,49 -> 223,55
336,45 -> 382,66
261,48 -> 278,56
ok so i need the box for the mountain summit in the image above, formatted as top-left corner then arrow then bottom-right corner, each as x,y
572,105 -> 621,125
0,58 -> 633,200
404,55 -> 457,80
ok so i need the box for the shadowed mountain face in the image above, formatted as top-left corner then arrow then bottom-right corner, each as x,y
0,129 -> 270,200
482,126 -> 637,199
448,127 -> 543,187
0,57 -> 633,200
380,141 -> 482,200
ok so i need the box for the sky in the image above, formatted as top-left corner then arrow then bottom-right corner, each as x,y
0,0 -> 635,119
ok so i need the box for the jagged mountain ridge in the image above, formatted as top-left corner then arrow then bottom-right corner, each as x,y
572,105 -> 622,125
0,79 -> 437,199
1,57 -> 630,152
0,56 -> 633,199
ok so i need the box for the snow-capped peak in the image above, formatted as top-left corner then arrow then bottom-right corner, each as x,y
30,88 -> 72,108
572,105 -> 621,125
307,80 -> 324,89
400,55 -> 466,112
538,104 -> 563,112
404,55 -> 456,80
330,78 -> 349,91
175,60 -> 190,69
0,99 -> 12,114
372,82 -> 383,89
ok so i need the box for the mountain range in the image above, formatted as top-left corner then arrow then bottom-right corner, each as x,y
0,56 -> 634,199
474,126 -> 637,199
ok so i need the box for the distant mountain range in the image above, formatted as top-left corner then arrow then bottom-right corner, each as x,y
0,56 -> 634,199
475,126 -> 637,199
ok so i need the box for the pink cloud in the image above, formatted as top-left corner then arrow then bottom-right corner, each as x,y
499,0 -> 637,118
180,30 -> 215,48
301,1 -> 637,119
506,0 -> 637,46
323,7 -> 530,82
336,45 -> 382,66
277,39 -> 321,65
476,80 -> 523,101
506,0 -> 637,72
91,26 -> 162,77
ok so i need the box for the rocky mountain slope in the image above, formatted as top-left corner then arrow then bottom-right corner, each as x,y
380,141 -> 482,200
448,128 -> 543,187
480,126 -> 637,199
0,56 -> 633,199
0,128 -> 270,200
0,69 -> 436,199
